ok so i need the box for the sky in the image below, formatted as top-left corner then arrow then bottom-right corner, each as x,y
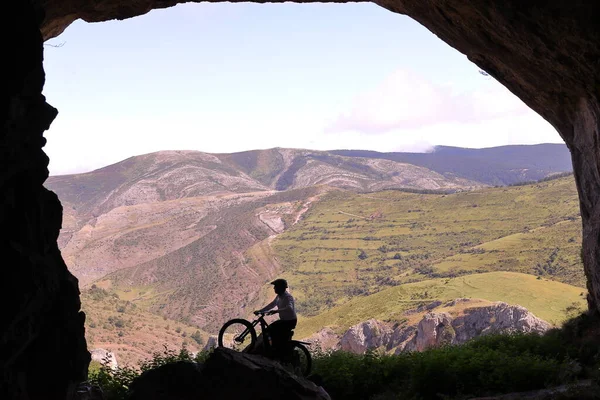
42,2 -> 563,176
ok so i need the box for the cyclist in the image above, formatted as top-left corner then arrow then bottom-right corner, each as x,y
254,278 -> 297,360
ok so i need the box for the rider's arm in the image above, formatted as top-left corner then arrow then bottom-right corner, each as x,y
258,297 -> 277,313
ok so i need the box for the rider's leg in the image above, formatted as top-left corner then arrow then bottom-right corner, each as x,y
267,320 -> 285,359
268,319 -> 297,361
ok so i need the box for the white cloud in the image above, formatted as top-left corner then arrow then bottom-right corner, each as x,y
326,69 -> 532,134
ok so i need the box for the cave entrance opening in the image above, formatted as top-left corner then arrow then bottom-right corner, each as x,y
40,1 -> 582,368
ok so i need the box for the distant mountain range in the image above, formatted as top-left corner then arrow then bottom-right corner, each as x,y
332,144 -> 572,186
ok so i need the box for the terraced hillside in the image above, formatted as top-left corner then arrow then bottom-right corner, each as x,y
262,176 -> 585,337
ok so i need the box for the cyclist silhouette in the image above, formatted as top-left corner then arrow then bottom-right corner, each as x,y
254,278 -> 297,360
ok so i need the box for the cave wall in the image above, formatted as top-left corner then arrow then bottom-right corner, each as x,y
0,2 -> 89,399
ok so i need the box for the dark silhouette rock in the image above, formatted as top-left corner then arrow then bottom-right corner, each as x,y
128,362 -> 205,400
0,1 -> 89,399
128,348 -> 329,400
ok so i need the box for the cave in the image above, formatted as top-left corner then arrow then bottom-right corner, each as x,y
2,0 -> 600,398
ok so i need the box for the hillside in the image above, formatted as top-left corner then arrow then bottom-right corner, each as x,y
332,143 -> 572,186
42,147 -> 585,364
295,271 -> 586,339
268,176 -> 583,322
81,284 -> 209,367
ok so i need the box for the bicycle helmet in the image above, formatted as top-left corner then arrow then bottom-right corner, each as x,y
270,278 -> 288,288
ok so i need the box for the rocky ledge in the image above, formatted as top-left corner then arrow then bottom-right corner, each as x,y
128,347 -> 329,400
309,300 -> 551,354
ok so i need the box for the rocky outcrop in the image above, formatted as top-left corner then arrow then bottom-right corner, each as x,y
452,302 -> 551,343
128,347 -> 330,400
335,302 -> 551,354
90,349 -> 118,370
202,335 -> 218,351
411,312 -> 455,351
305,327 -> 341,352
339,319 -> 392,353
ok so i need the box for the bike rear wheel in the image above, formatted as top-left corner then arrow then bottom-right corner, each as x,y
291,342 -> 312,377
218,319 -> 257,352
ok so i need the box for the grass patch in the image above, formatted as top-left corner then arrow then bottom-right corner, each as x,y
296,272 -> 587,338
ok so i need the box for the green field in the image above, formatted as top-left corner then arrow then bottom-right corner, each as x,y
295,271 -> 587,338
265,176 -> 586,334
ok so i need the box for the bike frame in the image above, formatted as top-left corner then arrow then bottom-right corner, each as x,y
234,313 -> 272,350
233,312 -> 311,354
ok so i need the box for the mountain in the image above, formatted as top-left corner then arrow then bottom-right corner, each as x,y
43,146 -> 582,364
331,143 -> 572,186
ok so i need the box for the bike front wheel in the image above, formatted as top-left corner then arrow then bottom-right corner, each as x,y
291,342 -> 312,377
218,319 -> 257,352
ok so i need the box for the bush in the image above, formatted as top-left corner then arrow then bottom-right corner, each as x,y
88,346 -> 212,400
311,329 -> 597,400
89,314 -> 600,400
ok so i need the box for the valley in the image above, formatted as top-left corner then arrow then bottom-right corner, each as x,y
44,145 -> 584,366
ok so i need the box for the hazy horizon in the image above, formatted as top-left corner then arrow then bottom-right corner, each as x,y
47,142 -> 568,177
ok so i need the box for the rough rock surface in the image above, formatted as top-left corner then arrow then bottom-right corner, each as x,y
1,2 -> 89,399
452,302 -> 551,343
305,327 -> 341,352
412,312 -> 455,351
89,349 -> 118,370
128,348 -> 330,400
336,302 -> 550,354
202,335 -> 218,351
339,319 -> 392,353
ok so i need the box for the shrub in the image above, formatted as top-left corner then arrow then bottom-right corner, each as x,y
311,329 -> 595,400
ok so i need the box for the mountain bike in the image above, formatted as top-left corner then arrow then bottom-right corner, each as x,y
218,311 -> 312,376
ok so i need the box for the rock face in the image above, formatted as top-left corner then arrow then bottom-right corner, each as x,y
128,348 -> 330,400
0,2 -> 89,399
305,327 -> 341,352
452,302 -> 551,343
202,335 -> 218,351
336,302 -> 551,354
90,349 -> 118,370
339,319 -> 392,353
412,312 -> 455,351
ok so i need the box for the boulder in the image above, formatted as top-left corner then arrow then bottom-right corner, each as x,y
128,348 -> 330,400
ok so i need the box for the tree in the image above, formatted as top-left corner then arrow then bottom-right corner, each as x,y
191,330 -> 203,346
358,249 -> 368,260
